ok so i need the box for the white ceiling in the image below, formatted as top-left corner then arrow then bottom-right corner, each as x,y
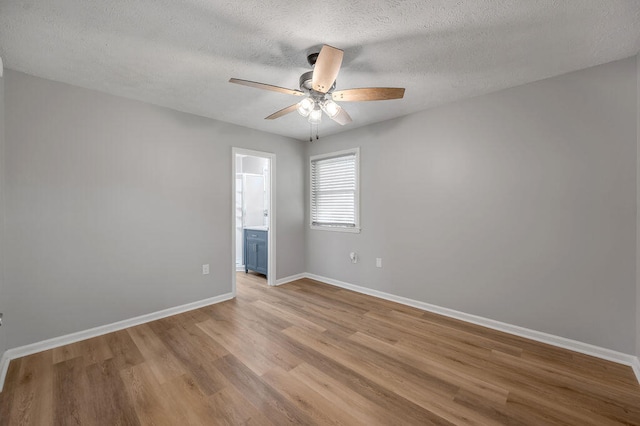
1,1 -> 639,141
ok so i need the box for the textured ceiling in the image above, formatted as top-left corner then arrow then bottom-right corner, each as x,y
1,1 -> 639,141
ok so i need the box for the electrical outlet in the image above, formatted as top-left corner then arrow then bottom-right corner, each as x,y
376,258 -> 382,268
202,264 -> 210,275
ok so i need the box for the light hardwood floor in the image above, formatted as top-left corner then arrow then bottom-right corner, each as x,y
1,272 -> 640,425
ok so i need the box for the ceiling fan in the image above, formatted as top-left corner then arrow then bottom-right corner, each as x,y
229,45 -> 405,130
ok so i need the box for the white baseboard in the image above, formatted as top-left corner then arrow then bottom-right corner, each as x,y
632,357 -> 640,383
275,273 -> 307,286
0,292 -> 234,392
0,350 -> 10,392
304,273 -> 640,384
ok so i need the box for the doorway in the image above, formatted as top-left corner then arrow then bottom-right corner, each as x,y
232,148 -> 275,293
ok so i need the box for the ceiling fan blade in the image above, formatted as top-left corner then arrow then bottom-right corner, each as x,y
312,45 -> 344,93
330,108 -> 352,126
229,78 -> 305,96
332,87 -> 405,102
265,103 -> 299,120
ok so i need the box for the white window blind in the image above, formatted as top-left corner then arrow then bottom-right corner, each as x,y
310,148 -> 359,231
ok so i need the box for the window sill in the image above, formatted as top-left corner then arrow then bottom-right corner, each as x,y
310,225 -> 361,234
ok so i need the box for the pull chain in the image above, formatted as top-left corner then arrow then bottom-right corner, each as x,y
308,123 -> 320,142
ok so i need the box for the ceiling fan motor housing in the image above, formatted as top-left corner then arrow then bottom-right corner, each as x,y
299,70 -> 335,96
307,52 -> 319,66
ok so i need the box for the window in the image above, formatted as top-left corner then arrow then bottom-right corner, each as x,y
310,148 -> 360,232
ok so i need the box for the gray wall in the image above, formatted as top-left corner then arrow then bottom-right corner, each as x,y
0,60 -> 6,358
3,70 -> 305,349
637,53 -> 640,358
307,57 -> 637,354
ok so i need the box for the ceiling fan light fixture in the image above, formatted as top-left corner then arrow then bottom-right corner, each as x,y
321,99 -> 341,118
229,44 -> 405,130
297,98 -> 315,117
308,108 -> 322,123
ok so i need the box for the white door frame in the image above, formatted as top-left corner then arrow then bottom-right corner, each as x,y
231,148 -> 276,295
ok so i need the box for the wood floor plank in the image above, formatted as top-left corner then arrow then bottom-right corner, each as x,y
159,374 -> 223,425
2,272 -> 640,425
288,362 -> 408,425
197,311 -> 302,376
84,358 -> 140,425
348,331 -> 510,405
213,299 -> 454,424
126,323 -> 187,384
52,335 -> 113,367
489,350 -> 640,424
119,362 -> 179,425
0,358 -> 22,425
252,299 -> 327,333
368,308 -> 525,357
212,353 -> 315,425
7,351 -> 54,426
53,357 -> 90,426
159,324 -> 230,395
238,281 -> 361,336
104,329 -> 146,371
207,384 -> 275,426
282,325 -> 502,425
395,333 -> 639,425
262,366 -> 364,426
197,318 -> 285,376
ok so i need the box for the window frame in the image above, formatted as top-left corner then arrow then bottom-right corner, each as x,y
309,147 -> 360,233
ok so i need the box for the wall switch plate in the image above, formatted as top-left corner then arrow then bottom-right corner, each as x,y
376,258 -> 382,268
202,264 -> 210,275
